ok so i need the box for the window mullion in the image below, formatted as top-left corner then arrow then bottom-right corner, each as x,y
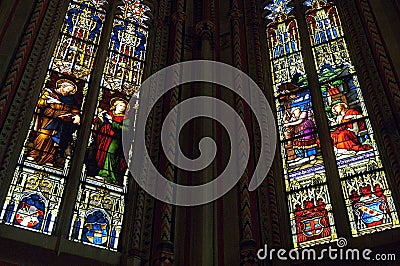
293,0 -> 352,240
55,0 -> 119,243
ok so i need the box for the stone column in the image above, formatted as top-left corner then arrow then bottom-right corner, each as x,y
230,1 -> 259,264
152,1 -> 186,265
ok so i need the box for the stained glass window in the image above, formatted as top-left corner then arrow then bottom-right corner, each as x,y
0,0 -> 108,235
265,0 -> 399,247
304,0 -> 399,237
265,0 -> 336,248
68,0 -> 150,251
0,0 -> 151,251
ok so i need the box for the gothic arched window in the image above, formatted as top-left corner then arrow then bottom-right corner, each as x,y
264,0 -> 399,248
0,0 -> 150,252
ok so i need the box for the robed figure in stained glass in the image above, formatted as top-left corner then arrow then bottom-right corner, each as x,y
93,97 -> 130,185
279,82 -> 318,164
329,101 -> 372,153
284,106 -> 318,162
27,79 -> 81,166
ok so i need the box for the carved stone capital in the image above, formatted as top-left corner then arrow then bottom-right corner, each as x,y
153,241 -> 174,265
128,248 -> 145,259
194,20 -> 216,40
239,239 -> 258,265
